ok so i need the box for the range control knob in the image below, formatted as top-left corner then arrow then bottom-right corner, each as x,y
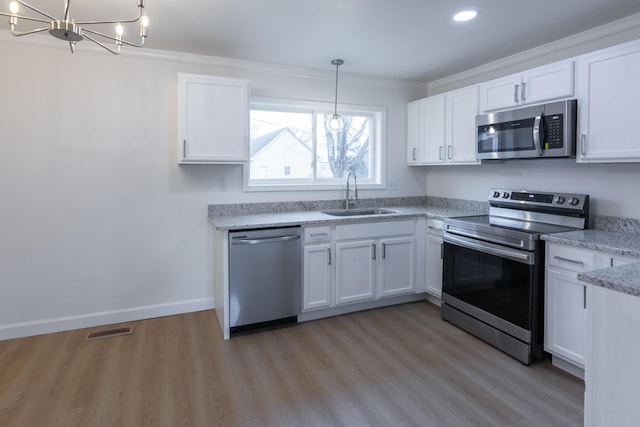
502,192 -> 510,199
554,196 -> 566,204
492,191 -> 500,198
567,197 -> 580,206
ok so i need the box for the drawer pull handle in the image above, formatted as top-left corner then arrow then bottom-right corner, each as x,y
427,226 -> 441,231
310,233 -> 328,237
554,256 -> 584,265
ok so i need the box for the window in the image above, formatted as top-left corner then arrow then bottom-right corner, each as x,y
244,98 -> 385,190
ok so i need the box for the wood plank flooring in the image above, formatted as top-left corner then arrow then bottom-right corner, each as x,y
0,301 -> 584,426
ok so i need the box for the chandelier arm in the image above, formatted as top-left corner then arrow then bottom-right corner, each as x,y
10,25 -> 49,36
81,26 -> 145,47
63,0 -> 70,21
75,9 -> 143,25
0,12 -> 50,23
82,33 -> 120,55
14,0 -> 56,21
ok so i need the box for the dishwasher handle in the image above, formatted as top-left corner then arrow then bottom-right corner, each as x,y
231,234 -> 300,245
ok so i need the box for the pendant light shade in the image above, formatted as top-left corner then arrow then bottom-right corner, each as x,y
328,59 -> 344,132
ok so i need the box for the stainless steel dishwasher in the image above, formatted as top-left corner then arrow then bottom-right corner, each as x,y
228,226 -> 302,334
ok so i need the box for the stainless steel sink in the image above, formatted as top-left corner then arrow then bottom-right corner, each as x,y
321,208 -> 398,217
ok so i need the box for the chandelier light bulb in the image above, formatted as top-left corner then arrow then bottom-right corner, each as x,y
9,1 -> 19,14
115,23 -> 124,36
141,15 -> 149,28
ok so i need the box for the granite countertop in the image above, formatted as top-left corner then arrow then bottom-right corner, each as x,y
541,229 -> 640,258
577,263 -> 640,297
210,205 -> 482,230
542,227 -> 640,297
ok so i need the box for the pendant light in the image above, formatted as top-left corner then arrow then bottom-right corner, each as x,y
328,59 -> 344,132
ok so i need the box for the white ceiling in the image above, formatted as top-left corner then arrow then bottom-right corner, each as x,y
3,0 -> 640,82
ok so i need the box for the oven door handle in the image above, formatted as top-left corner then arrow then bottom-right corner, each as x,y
444,233 -> 534,265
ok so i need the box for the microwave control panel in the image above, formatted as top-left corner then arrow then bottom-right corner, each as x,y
544,114 -> 564,149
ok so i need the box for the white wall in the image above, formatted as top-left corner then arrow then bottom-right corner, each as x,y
0,35 -> 427,339
425,14 -> 640,221
425,161 -> 640,220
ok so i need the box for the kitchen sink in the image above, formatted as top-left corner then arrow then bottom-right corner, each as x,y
321,208 -> 398,217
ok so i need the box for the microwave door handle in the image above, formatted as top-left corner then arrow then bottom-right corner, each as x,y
532,111 -> 544,156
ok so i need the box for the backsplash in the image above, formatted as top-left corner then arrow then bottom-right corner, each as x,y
208,196 -> 489,217
594,216 -> 640,234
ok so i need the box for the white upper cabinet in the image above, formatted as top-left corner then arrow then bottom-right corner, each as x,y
577,39 -> 640,163
420,95 -> 447,164
406,85 -> 479,166
479,60 -> 574,112
406,100 -> 422,165
177,73 -> 250,164
445,85 -> 480,164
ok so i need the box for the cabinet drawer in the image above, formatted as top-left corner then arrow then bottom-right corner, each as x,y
304,226 -> 331,243
547,243 -> 597,272
335,220 -> 415,240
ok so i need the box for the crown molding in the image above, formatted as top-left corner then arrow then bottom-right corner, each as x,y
427,12 -> 640,93
0,30 -> 427,90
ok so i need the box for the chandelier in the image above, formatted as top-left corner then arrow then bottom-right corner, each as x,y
0,0 -> 149,54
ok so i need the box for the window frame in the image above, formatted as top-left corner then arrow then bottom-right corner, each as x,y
243,97 -> 386,192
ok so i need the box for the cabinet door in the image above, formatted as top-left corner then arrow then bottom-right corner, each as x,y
479,74 -> 522,112
178,73 -> 249,164
379,237 -> 415,297
425,232 -> 443,298
420,95 -> 447,164
335,239 -> 376,305
303,244 -> 333,311
578,40 -> 640,162
406,101 -> 421,165
446,85 -> 480,164
545,268 -> 586,368
522,60 -> 574,105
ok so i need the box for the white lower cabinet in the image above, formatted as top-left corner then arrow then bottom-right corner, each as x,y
544,242 -> 638,374
303,220 -> 417,312
379,236 -> 416,297
425,219 -> 443,298
544,242 -> 597,371
335,239 -> 377,304
303,243 -> 333,311
586,284 -> 640,427
303,226 -> 333,311
545,268 -> 587,368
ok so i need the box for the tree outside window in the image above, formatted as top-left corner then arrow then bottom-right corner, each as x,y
248,104 -> 377,187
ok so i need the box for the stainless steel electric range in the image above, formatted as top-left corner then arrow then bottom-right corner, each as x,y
441,188 -> 589,365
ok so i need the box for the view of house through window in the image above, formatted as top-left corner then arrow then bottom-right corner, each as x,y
247,100 -> 382,189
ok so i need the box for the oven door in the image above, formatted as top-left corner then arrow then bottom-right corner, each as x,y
442,233 -> 538,342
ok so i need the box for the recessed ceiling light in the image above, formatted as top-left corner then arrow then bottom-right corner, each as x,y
453,9 -> 478,22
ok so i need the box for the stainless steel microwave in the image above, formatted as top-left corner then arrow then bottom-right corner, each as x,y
476,99 -> 577,160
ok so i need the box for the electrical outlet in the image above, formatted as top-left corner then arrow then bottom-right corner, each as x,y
218,177 -> 228,192
389,179 -> 398,191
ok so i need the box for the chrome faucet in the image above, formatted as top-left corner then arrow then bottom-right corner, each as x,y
345,172 -> 358,209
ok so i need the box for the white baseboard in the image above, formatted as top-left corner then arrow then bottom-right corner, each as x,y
0,297 -> 215,341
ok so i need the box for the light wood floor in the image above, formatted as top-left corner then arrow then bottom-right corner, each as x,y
0,301 -> 583,427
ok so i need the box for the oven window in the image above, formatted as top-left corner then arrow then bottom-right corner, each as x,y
477,118 -> 536,153
442,242 -> 535,329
